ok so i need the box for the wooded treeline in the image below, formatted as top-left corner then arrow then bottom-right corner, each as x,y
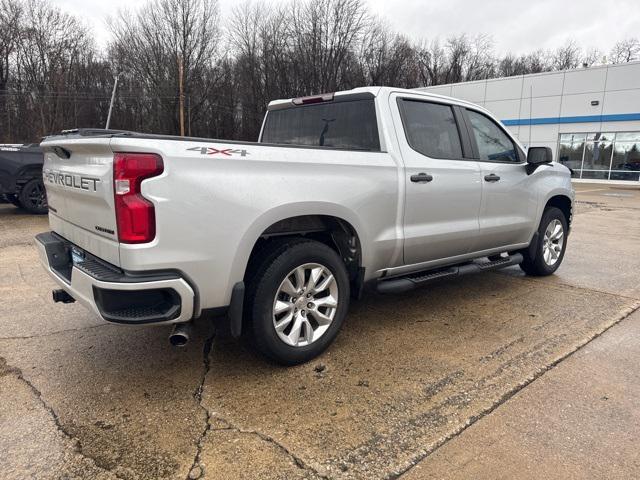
1,0 -> 639,142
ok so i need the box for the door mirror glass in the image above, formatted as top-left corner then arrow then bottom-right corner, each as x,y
527,147 -> 552,165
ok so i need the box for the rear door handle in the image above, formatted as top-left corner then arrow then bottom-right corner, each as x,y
484,173 -> 500,182
410,173 -> 433,183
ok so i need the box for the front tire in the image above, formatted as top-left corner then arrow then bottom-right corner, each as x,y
520,206 -> 568,276
245,239 -> 350,365
18,179 -> 48,214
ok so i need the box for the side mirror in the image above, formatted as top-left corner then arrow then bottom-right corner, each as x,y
527,146 -> 552,165
526,147 -> 552,174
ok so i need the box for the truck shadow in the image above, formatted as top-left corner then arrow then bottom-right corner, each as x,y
208,269 -> 527,372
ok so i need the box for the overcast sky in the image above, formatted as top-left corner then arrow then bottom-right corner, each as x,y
56,0 -> 639,57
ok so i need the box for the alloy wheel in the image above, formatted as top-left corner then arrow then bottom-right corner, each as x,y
542,219 -> 564,266
26,182 -> 47,210
272,263 -> 338,347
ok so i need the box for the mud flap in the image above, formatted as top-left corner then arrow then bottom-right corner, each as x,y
527,231 -> 540,261
228,281 -> 245,338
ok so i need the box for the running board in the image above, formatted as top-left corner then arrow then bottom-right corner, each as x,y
376,253 -> 523,294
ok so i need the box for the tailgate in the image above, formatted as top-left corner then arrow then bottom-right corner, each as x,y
40,136 -> 120,266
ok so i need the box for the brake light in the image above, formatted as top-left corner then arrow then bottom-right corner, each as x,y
291,93 -> 334,105
113,152 -> 164,243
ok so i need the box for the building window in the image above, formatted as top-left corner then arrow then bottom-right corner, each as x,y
558,134 -> 585,178
557,131 -> 640,181
582,133 -> 613,180
611,140 -> 640,181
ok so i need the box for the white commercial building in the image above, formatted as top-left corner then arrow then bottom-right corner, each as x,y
419,61 -> 640,183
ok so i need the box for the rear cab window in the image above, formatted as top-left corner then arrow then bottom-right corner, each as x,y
397,99 -> 464,159
261,98 -> 380,151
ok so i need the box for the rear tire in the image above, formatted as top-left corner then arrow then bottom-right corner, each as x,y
244,239 -> 350,365
18,179 -> 48,214
520,207 -> 568,276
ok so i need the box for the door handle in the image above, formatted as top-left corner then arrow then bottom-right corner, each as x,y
410,173 -> 433,183
484,173 -> 501,182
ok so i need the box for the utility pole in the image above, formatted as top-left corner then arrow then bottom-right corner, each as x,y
177,55 -> 185,137
187,95 -> 191,137
105,73 -> 119,129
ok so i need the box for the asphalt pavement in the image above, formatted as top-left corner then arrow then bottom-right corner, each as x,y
1,183 -> 639,480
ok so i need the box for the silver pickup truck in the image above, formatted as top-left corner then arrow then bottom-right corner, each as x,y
36,87 -> 574,364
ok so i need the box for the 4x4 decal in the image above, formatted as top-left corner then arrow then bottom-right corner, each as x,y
187,146 -> 250,157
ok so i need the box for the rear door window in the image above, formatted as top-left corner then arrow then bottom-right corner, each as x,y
397,99 -> 463,159
261,99 -> 380,151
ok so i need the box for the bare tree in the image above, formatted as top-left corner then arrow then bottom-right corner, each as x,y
439,34 -> 496,84
525,50 -> 552,74
109,0 -> 222,135
551,40 -> 582,70
0,0 -> 21,93
229,1 -> 293,139
610,38 -> 640,63
287,0 -> 370,93
497,50 -> 554,77
359,22 -> 416,87
15,0 -> 93,136
0,0 -> 22,141
582,47 -> 603,67
463,34 -> 496,81
415,39 -> 447,86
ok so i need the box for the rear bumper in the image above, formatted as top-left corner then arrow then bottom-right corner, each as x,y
35,232 -> 195,324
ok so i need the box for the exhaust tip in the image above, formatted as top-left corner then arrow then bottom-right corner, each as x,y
169,333 -> 189,347
169,322 -> 193,347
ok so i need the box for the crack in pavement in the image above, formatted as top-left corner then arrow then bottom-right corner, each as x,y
210,417 -> 329,479
184,329 -> 327,480
386,300 -> 640,479
0,323 -> 109,341
185,328 -> 216,480
0,356 -> 124,479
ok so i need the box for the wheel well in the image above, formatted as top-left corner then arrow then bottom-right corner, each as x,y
545,195 -> 572,227
16,166 -> 43,188
245,215 -> 362,286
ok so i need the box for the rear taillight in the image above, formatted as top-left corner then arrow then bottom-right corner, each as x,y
113,152 -> 164,244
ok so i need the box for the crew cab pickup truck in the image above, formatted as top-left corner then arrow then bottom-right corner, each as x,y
1,144 -> 48,214
36,87 -> 574,365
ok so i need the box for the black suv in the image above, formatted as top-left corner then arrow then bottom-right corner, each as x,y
0,144 -> 47,214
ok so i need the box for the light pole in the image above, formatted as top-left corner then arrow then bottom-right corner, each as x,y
105,73 -> 120,130
177,55 -> 185,137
